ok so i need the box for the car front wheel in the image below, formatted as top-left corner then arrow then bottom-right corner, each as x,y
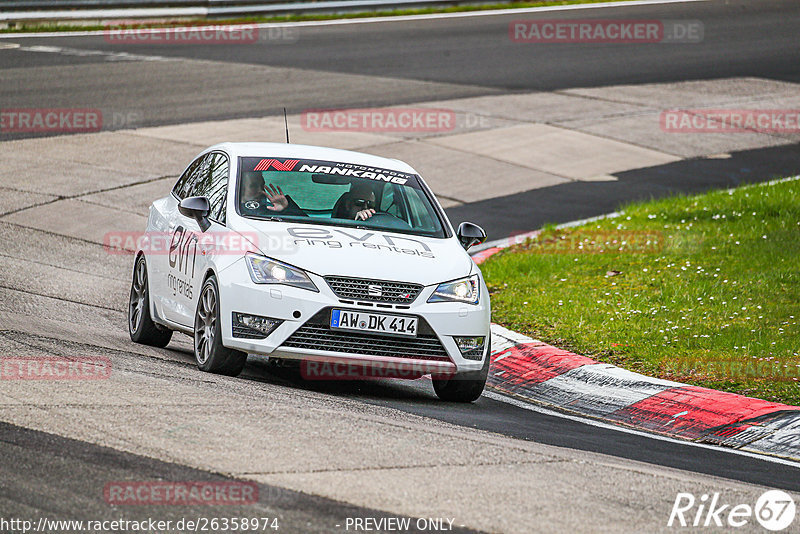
194,276 -> 247,376
432,335 -> 491,403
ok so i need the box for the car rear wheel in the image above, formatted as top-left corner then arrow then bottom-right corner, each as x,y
432,335 -> 490,402
194,276 -> 247,376
129,256 -> 173,347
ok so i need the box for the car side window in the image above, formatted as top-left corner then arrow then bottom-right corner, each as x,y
172,155 -> 207,200
205,153 -> 229,224
173,153 -> 228,224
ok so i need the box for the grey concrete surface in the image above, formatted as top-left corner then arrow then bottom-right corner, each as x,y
3,198 -> 147,245
427,123 -> 681,181
80,176 -> 175,216
0,187 -> 56,216
132,116 -> 397,150
362,140 -> 569,207
560,111 -> 792,159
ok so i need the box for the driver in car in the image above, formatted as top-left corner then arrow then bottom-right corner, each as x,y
240,171 -> 306,217
342,183 -> 377,221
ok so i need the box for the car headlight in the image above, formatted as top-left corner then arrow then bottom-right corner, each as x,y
427,274 -> 480,304
245,253 -> 318,292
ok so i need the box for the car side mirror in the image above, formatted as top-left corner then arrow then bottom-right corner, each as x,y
456,222 -> 486,250
178,196 -> 211,232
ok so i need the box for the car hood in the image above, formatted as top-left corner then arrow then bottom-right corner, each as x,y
233,219 -> 474,286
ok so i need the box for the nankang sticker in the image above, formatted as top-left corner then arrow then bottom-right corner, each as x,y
243,200 -> 260,210
297,164 -> 409,185
241,157 -> 416,186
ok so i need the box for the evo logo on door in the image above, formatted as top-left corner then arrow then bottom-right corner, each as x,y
167,225 -> 197,299
169,226 -> 198,277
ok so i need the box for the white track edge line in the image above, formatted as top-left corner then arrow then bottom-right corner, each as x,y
484,390 -> 800,469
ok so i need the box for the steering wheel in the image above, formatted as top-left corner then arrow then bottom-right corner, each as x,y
362,211 -> 412,229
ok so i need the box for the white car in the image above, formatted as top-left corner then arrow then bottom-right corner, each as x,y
128,142 -> 491,402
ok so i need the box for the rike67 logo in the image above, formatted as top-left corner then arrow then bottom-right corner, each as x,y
668,490 -> 796,530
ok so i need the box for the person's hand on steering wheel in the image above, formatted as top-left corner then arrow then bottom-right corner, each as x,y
352,197 -> 376,220
355,208 -> 375,220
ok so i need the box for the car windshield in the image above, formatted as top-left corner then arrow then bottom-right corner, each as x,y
236,157 -> 446,238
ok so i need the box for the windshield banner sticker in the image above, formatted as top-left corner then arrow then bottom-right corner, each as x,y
244,157 -> 415,186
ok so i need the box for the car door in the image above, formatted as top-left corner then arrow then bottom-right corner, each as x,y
147,153 -> 205,324
165,151 -> 231,327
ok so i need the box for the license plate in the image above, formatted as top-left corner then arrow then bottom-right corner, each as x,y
330,309 -> 418,338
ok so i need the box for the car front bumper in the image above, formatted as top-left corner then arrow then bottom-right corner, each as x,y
218,259 -> 491,375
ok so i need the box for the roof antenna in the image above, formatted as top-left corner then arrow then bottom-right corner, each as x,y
283,107 -> 290,144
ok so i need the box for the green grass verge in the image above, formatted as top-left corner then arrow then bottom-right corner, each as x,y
481,178 -> 800,405
1,0 -> 628,33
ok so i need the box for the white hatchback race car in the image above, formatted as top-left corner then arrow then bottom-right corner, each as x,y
128,142 -> 491,402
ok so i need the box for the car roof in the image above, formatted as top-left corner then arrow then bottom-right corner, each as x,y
206,142 -> 418,175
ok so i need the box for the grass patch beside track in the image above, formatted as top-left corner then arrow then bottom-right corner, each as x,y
1,0 -> 629,33
482,178 -> 800,405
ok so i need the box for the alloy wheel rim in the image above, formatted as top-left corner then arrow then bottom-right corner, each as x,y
195,284 -> 216,365
129,260 -> 146,333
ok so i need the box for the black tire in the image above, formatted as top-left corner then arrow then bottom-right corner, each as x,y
194,276 -> 247,376
432,335 -> 491,402
129,256 -> 173,348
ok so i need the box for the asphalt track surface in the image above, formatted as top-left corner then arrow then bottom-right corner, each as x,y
248,369 -> 800,492
2,421 -> 479,534
2,0 -> 800,528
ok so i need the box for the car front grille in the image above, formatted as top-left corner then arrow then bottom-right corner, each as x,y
280,309 -> 450,361
324,276 -> 423,304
